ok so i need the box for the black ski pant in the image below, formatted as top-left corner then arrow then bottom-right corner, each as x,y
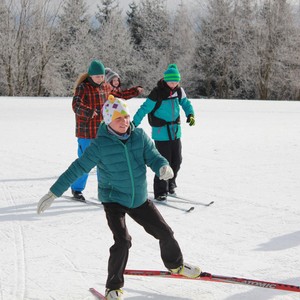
154,139 -> 182,198
103,200 -> 183,290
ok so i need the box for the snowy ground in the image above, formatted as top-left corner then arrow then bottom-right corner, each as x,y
1,97 -> 300,300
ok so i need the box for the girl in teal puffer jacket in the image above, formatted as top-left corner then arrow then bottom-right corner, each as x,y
37,96 -> 201,300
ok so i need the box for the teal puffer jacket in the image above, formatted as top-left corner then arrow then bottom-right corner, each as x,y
50,122 -> 168,208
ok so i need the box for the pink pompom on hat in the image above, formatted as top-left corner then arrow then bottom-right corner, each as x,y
102,95 -> 130,124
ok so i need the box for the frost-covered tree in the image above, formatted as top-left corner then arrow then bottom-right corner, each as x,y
127,0 -> 171,91
55,0 -> 92,95
92,2 -> 141,88
126,1 -> 140,50
25,1 -> 64,96
231,0 -> 257,99
0,0 -> 62,96
193,0 -> 300,100
194,0 -> 236,98
0,0 -> 299,99
253,0 -> 299,99
95,0 -> 119,24
169,1 -> 197,94
0,0 -> 14,95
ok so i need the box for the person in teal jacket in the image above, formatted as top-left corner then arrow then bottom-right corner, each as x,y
37,96 -> 201,300
133,64 -> 195,201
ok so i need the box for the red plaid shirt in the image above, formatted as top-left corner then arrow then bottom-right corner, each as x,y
72,79 -> 112,139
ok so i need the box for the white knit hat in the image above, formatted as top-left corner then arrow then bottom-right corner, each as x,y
102,95 -> 130,124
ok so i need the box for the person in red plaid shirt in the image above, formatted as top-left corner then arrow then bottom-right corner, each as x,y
105,68 -> 143,100
70,60 -> 112,201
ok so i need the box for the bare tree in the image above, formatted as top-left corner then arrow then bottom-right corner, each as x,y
0,0 -> 63,96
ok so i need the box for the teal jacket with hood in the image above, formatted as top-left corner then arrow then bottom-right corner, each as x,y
133,79 -> 194,141
50,122 -> 168,208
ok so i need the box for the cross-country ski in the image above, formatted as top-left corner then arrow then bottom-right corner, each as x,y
124,269 -> 300,293
61,195 -> 103,207
167,193 -> 214,206
89,288 -> 106,299
151,197 -> 195,212
148,191 -> 214,206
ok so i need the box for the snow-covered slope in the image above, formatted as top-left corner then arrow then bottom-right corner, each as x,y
1,97 -> 299,299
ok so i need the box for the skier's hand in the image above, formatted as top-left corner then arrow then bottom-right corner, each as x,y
37,191 -> 57,214
137,87 -> 144,94
186,114 -> 195,126
91,110 -> 98,119
159,165 -> 174,180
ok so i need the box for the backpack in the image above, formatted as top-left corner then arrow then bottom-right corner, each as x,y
147,88 -> 182,127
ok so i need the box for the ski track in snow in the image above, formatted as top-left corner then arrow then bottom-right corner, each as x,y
1,183 -> 26,299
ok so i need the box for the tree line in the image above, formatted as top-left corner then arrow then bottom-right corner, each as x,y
0,0 -> 299,100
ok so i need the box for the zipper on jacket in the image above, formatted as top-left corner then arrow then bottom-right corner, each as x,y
171,99 -> 176,140
122,143 -> 135,207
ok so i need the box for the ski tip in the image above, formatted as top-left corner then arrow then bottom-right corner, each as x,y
89,287 -> 107,299
207,201 -> 214,206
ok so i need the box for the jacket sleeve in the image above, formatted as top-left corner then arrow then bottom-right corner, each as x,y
132,98 -> 156,126
50,142 -> 100,197
179,87 -> 195,117
111,86 -> 141,100
72,84 -> 94,119
142,130 -> 169,176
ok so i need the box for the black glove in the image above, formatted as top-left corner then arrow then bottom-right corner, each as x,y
186,114 -> 195,126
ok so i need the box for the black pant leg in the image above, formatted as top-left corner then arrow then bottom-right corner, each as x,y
103,203 -> 132,290
169,139 -> 182,187
128,200 -> 183,269
154,141 -> 171,197
154,140 -> 182,195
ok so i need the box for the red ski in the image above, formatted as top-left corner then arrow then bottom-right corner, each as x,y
89,288 -> 106,299
124,269 -> 300,293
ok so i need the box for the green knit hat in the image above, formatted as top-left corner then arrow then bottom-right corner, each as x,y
88,60 -> 105,76
164,64 -> 181,82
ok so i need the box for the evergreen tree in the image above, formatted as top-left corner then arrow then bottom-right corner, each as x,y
96,0 -> 119,25
126,1 -> 140,45
231,0 -> 257,99
169,1 -> 197,95
93,1 -> 141,88
254,0 -> 298,99
55,0 -> 92,95
127,0 -> 171,91
194,0 -> 236,98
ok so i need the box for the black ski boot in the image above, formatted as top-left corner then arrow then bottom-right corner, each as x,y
71,190 -> 86,202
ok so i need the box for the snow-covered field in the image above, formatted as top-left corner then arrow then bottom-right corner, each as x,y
1,97 -> 300,300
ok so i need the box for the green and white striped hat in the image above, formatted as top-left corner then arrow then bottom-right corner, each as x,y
163,64 -> 181,82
